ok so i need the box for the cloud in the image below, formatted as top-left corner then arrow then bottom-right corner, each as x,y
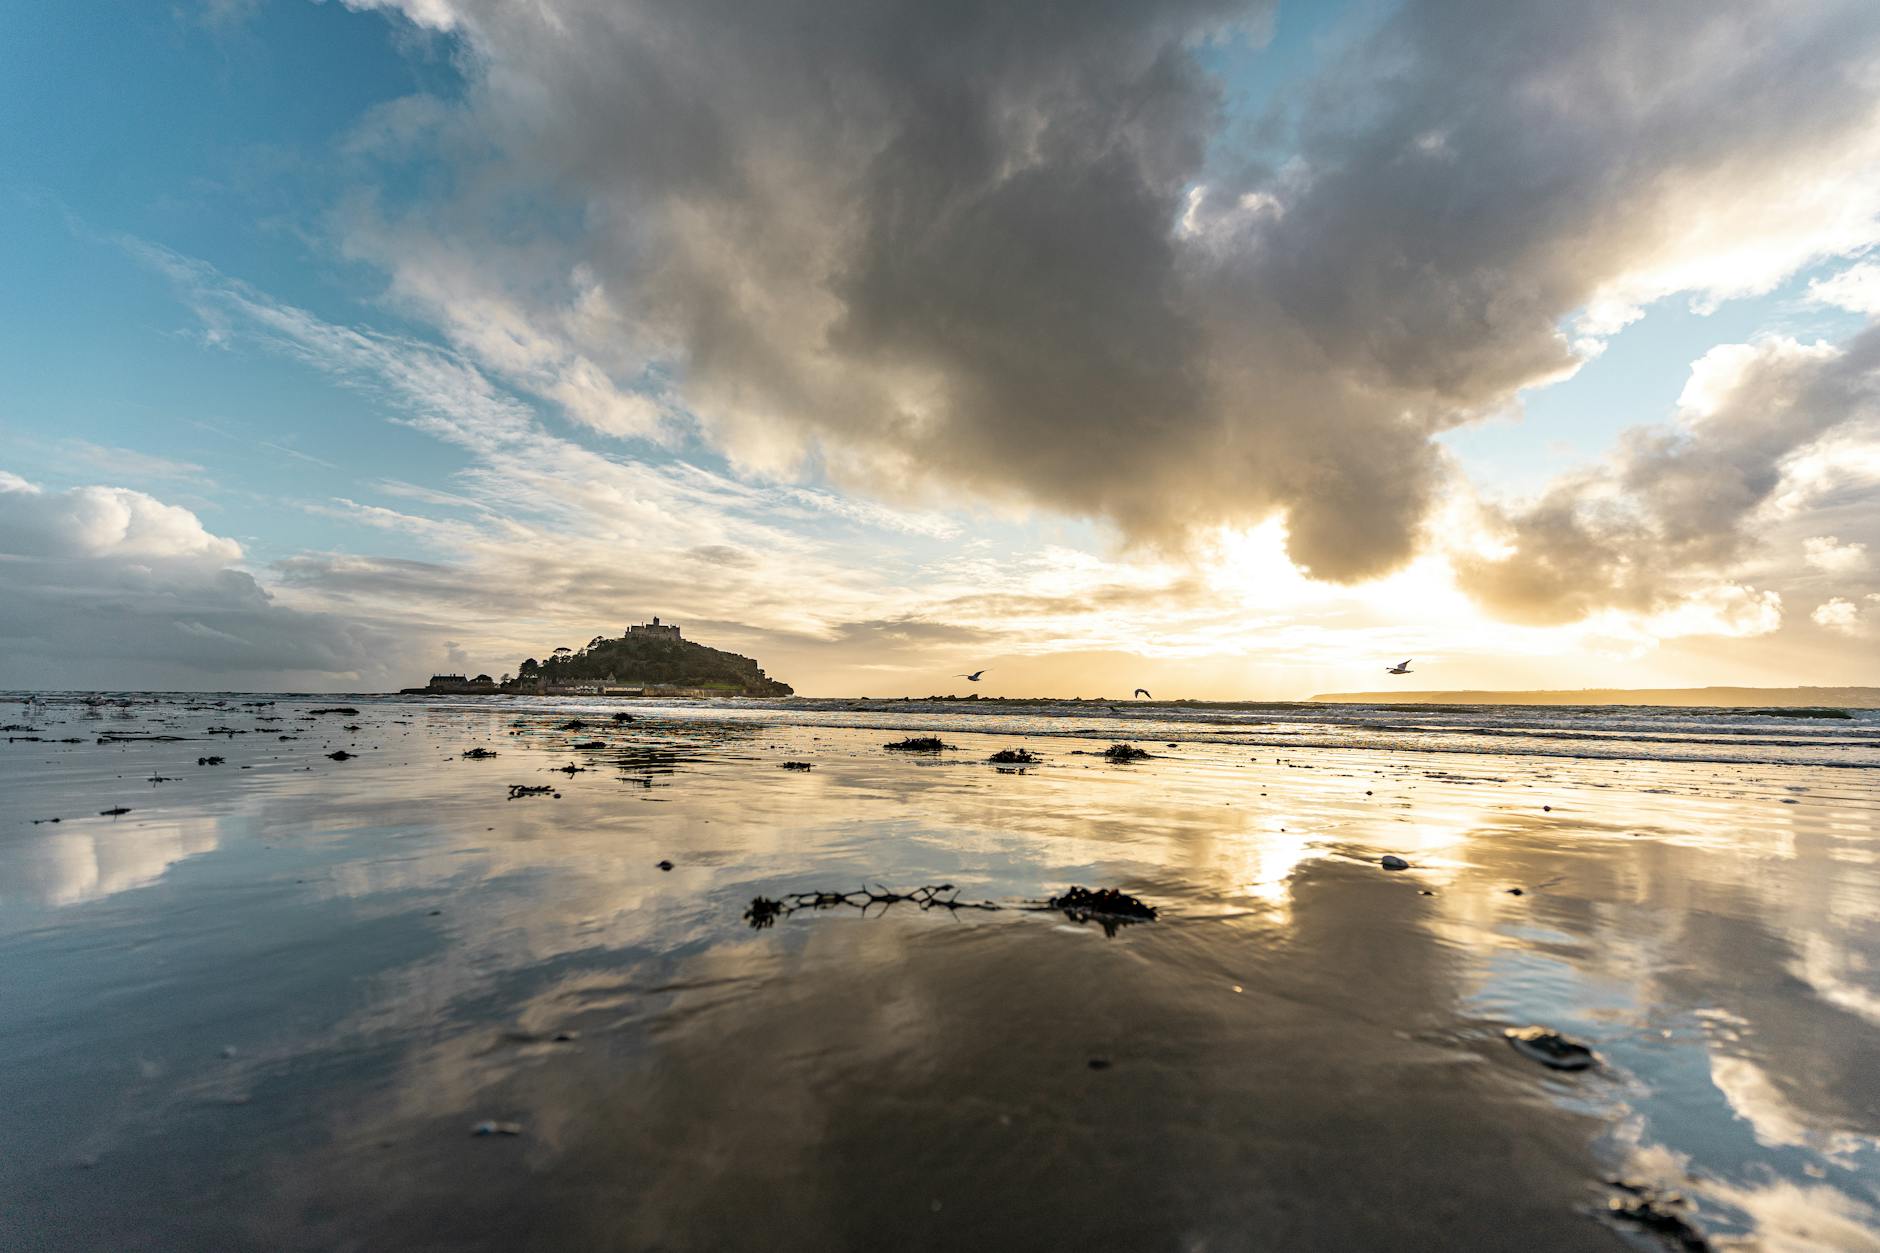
1804,536 -> 1870,573
0,471 -> 415,688
1812,594 -> 1880,635
1809,262 -> 1880,315
323,0 -> 1880,588
0,471 -> 240,561
1456,330 -> 1880,624
1813,598 -> 1861,630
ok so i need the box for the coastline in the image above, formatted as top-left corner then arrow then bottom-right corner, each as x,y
3,694 -> 1878,1248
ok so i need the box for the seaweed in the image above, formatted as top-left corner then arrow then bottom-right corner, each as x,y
308,707 -> 360,716
741,882 -> 1160,937
461,747 -> 499,759
1102,743 -> 1152,762
1049,886 -> 1158,935
884,736 -> 949,752
507,784 -> 557,799
779,761 -> 814,770
989,748 -> 1039,764
744,884 -> 1001,929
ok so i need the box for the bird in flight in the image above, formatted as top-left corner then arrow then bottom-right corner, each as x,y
1386,660 -> 1413,675
1134,688 -> 1152,699
957,670 -> 988,682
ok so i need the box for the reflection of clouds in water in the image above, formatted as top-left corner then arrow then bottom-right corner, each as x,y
1709,1052 -> 1876,1162
4,816 -> 219,907
1790,930 -> 1880,1028
1612,1123 -> 1880,1253
1706,1176 -> 1880,1252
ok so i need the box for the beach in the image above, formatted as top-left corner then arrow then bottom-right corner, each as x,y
3,694 -> 1878,1250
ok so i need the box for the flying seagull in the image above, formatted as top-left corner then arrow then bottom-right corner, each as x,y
1134,688 -> 1152,699
957,670 -> 988,682
1386,660 -> 1413,675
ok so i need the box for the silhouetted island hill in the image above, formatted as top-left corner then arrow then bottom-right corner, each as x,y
404,619 -> 792,697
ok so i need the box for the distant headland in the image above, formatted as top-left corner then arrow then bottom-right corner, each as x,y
402,618 -> 793,697
1311,685 -> 1880,708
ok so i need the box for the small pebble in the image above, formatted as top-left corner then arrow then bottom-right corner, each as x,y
657,859 -> 674,871
1087,1058 -> 1112,1070
1381,854 -> 1410,870
472,1120 -> 524,1137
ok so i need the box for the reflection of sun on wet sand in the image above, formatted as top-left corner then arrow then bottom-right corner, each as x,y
0,694 -> 1878,1250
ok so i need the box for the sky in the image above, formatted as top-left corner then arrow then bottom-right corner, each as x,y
1,0 -> 1878,697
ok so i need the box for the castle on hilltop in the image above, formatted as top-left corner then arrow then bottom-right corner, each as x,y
627,616 -> 682,640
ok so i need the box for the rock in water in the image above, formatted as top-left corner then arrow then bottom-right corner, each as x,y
1505,1025 -> 1597,1070
327,751 -> 355,761
1381,854 -> 1410,870
1603,1182 -> 1710,1250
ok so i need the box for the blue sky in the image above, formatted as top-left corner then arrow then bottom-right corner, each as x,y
3,0 -> 1878,694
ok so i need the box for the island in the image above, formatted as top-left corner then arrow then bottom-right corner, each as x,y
405,618 -> 792,697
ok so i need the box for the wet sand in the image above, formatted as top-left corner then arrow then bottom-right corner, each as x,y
3,697 -> 1878,1250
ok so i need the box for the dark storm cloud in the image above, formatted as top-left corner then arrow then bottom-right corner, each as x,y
345,0 -> 1880,589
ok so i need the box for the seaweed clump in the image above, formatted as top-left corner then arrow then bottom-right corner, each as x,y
1102,743 -> 1153,763
462,747 -> 499,759
744,896 -> 786,929
989,748 -> 1038,764
1050,886 -> 1157,922
779,761 -> 814,770
744,884 -> 999,929
1049,886 -> 1159,935
507,784 -> 557,800
884,736 -> 949,752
